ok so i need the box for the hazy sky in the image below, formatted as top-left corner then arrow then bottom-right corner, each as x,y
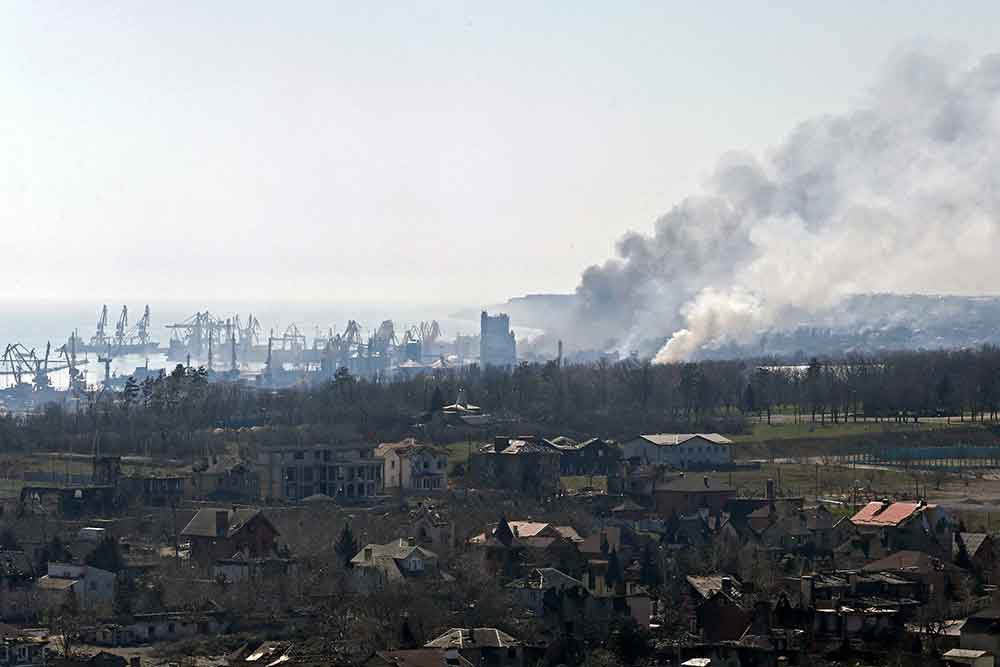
3,2 -> 999,307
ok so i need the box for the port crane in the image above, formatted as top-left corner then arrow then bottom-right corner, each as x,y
0,342 -> 88,390
90,306 -> 110,348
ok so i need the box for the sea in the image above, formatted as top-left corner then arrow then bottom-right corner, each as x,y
0,299 -> 539,391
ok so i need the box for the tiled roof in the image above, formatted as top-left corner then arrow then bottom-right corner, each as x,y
862,550 -> 940,575
851,501 -> 932,528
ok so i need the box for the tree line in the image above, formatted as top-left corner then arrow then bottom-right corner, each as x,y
3,346 -> 1000,458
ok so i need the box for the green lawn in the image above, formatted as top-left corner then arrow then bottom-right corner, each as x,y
730,419 -> 969,443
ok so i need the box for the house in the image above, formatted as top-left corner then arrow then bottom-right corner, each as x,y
0,635 -> 48,667
545,438 -> 621,477
425,628 -> 540,667
956,533 -> 996,574
213,554 -> 299,584
468,519 -> 584,576
850,500 -> 955,559
507,568 -> 588,616
192,457 -> 260,502
621,434 -> 733,469
365,649 -> 472,667
411,512 -> 455,554
962,608 -> 1000,655
652,474 -> 735,517
180,508 -> 279,565
118,474 -> 189,507
255,443 -> 384,501
36,562 -> 115,612
685,575 -> 751,641
92,609 -> 231,646
944,648 -> 995,667
469,438 -> 560,497
376,440 -> 449,492
350,538 -> 448,592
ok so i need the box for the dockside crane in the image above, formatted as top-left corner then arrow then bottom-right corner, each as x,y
90,305 -> 109,347
114,306 -> 128,348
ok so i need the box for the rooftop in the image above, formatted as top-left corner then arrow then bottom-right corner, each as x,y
634,433 -> 733,447
851,501 -> 935,528
425,628 -> 520,650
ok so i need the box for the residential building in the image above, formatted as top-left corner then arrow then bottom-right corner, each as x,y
470,437 -> 560,497
850,500 -> 955,559
956,533 -> 996,574
469,519 -> 584,577
180,508 -> 279,565
546,438 -> 621,476
365,650 -> 472,667
192,457 -> 260,502
685,575 -> 750,641
621,434 -> 733,468
0,635 -> 47,667
255,443 -> 383,501
425,628 -> 540,667
942,648 -> 994,667
962,608 -> 1000,655
118,474 -> 189,507
376,440 -> 449,492
652,474 -> 735,517
36,562 -> 115,611
349,538 -> 448,592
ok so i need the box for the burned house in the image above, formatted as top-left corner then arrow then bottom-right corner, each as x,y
546,438 -> 621,477
470,438 -> 560,497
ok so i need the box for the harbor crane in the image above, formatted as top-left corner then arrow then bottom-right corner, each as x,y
0,342 -> 88,390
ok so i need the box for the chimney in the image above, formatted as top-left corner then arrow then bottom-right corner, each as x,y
721,576 -> 733,596
215,510 -> 228,537
703,476 -> 709,488
766,479 -> 775,501
408,536 -> 416,547
364,547 -> 372,561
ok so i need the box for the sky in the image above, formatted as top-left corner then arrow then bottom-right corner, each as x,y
2,2 -> 999,308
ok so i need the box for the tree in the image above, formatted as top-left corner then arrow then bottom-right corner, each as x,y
85,535 -> 123,573
429,386 -> 445,413
335,524 -> 359,568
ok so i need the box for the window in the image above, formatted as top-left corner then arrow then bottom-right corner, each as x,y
437,459 -> 444,469
302,468 -> 313,482
285,467 -> 297,481
168,623 -> 175,633
323,450 -> 331,462
90,581 -> 97,590
391,461 -> 396,470
313,451 -> 321,461
294,451 -> 304,460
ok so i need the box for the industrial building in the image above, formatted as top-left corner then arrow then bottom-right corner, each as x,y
479,311 -> 516,368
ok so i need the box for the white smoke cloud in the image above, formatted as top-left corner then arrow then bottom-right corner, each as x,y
575,47 -> 1000,362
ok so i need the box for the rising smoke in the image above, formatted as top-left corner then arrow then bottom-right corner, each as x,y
573,47 -> 1000,362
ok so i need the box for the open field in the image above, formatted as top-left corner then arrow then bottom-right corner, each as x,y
731,418 -> 977,443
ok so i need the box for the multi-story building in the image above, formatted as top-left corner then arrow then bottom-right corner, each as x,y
479,312 -> 516,368
256,444 -> 383,501
376,440 -> 449,492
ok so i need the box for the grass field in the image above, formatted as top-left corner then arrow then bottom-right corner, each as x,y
731,419 -> 972,443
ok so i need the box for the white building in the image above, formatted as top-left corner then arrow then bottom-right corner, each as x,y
621,434 -> 733,468
376,440 -> 449,492
36,562 -> 115,611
